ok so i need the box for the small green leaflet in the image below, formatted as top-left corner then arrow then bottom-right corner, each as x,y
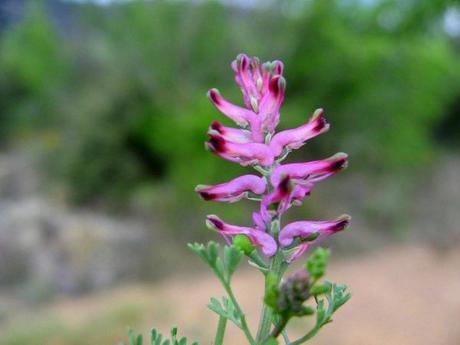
125,326 -> 198,345
208,296 -> 242,328
188,242 -> 243,283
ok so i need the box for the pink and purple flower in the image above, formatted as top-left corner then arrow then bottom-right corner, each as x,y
197,54 -> 350,262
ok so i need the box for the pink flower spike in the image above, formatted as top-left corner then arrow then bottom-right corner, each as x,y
259,75 -> 286,133
271,152 -> 348,187
279,215 -> 351,248
208,121 -> 252,144
269,109 -> 330,157
207,88 -> 256,127
195,175 -> 266,203
206,132 -> 275,167
206,215 -> 277,256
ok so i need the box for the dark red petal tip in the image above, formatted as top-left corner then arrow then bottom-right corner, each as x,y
312,116 -> 329,133
332,215 -> 351,232
207,133 -> 226,153
199,191 -> 216,201
208,89 -> 221,104
207,216 -> 224,230
210,121 -> 223,131
273,60 -> 284,75
269,75 -> 286,95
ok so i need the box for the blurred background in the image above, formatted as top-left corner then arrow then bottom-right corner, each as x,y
0,0 -> 459,344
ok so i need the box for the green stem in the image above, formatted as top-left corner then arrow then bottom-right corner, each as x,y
269,317 -> 289,339
290,324 -> 322,345
281,330 -> 291,345
256,218 -> 285,343
291,296 -> 334,345
213,315 -> 227,345
223,283 -> 257,345
248,251 -> 269,271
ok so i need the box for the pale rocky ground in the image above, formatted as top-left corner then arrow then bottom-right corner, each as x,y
2,244 -> 459,345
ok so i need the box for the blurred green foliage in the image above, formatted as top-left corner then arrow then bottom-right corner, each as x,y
0,0 -> 459,209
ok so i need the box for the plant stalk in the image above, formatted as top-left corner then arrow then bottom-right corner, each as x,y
256,219 -> 284,343
213,315 -> 227,345
223,283 -> 257,345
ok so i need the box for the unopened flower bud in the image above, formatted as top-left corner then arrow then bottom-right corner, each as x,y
233,234 -> 255,255
306,247 -> 330,280
277,270 -> 311,317
310,281 -> 332,296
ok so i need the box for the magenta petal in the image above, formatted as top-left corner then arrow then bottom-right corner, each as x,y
206,215 -> 277,257
252,211 -> 267,231
271,152 -> 348,187
286,242 -> 309,263
195,174 -> 266,203
259,75 -> 286,133
279,215 -> 351,247
290,184 -> 313,206
261,175 -> 293,217
209,121 -> 252,144
207,88 -> 256,127
261,178 -> 315,219
250,230 -> 278,256
269,109 -> 330,157
207,133 -> 275,167
232,54 -> 259,108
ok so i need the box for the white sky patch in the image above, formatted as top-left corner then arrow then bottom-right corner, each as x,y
444,7 -> 460,37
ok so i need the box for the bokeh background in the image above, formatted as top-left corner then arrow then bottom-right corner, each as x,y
0,0 -> 459,344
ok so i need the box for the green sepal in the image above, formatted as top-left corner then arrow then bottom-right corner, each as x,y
233,234 -> 255,255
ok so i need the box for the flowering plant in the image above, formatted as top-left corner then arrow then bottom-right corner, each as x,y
126,54 -> 351,345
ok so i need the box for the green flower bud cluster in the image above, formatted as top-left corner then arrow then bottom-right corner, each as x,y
265,270 -> 314,318
306,247 -> 330,281
278,270 -> 314,317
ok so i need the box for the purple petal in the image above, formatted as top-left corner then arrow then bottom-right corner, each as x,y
271,152 -> 348,187
252,211 -> 267,231
207,88 -> 256,127
261,175 -> 294,217
259,75 -> 286,133
285,242 -> 310,263
209,121 -> 252,144
232,54 -> 259,108
207,133 -> 275,167
269,109 -> 330,156
206,215 -> 277,256
279,215 -> 351,247
195,174 -> 266,203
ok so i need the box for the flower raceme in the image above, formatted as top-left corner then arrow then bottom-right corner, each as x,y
197,53 -> 350,261
125,54 -> 351,345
